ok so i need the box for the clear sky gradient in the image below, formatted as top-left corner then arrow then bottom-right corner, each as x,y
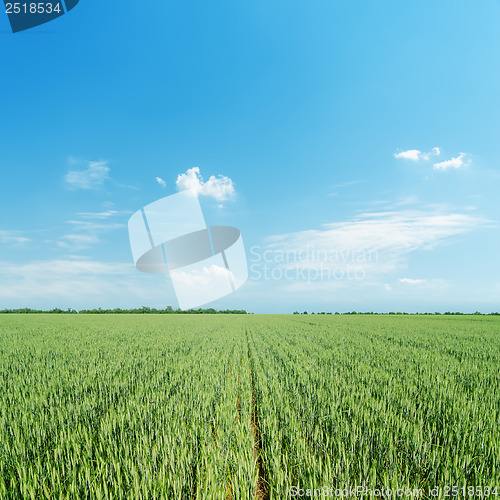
1,0 -> 499,312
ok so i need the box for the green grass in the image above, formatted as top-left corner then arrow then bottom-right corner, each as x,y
0,314 -> 499,498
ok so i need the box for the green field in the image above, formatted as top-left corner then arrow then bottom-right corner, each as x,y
0,314 -> 499,499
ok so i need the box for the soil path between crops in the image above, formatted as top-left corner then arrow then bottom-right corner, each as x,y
246,332 -> 270,500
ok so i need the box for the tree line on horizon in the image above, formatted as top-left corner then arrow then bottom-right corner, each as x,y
0,308 -> 498,315
0,306 -> 248,315
294,311 -> 500,316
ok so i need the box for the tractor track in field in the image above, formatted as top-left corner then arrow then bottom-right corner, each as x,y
246,331 -> 270,500
236,354 -> 242,423
225,352 -> 242,500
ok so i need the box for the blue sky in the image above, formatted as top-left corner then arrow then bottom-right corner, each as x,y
1,0 -> 499,312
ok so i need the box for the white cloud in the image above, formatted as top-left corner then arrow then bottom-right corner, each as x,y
0,259 -> 173,308
0,230 -> 30,245
268,210 -> 481,256
394,149 -> 422,161
433,153 -> 467,170
61,234 -> 99,244
176,167 -> 235,201
171,265 -> 233,288
64,210 -> 128,241
2,259 -> 125,278
330,180 -> 365,189
75,210 -> 130,219
399,278 -> 426,285
53,211 -> 126,250
57,209 -> 128,248
259,209 -> 483,280
384,284 -> 392,291
52,234 -> 100,251
66,221 -> 125,231
156,177 -> 166,188
65,161 -> 110,189
395,147 -> 441,161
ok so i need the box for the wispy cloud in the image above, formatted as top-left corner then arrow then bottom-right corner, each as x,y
75,210 -> 130,219
65,161 -> 110,189
176,167 -> 235,201
434,153 -> 467,170
260,209 -> 483,280
66,221 -> 125,231
268,210 -> 481,255
56,234 -> 100,249
0,259 -> 164,306
330,180 -> 365,189
399,278 -> 426,285
53,210 -> 127,251
155,177 -> 166,188
0,230 -> 30,245
329,180 -> 366,197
